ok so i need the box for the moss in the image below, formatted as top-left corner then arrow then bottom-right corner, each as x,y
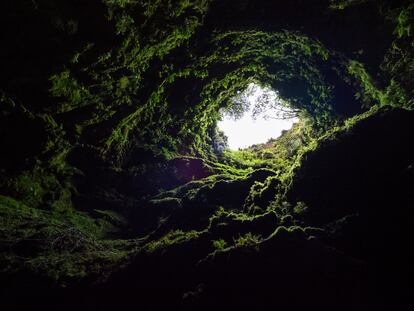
211,239 -> 228,251
1,164 -> 74,211
208,208 -> 279,243
22,238 -> 134,283
244,177 -> 280,213
292,201 -> 308,218
44,9 -> 364,163
5,171 -> 45,208
0,195 -> 134,285
394,5 -> 414,38
2,0 -> 405,170
266,225 -> 306,242
1,1 -> 369,176
144,229 -> 201,253
347,60 -> 387,106
49,70 -> 87,110
2,1 -> 414,307
233,232 -> 261,250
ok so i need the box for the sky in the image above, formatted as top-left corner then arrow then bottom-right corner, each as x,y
218,83 -> 298,150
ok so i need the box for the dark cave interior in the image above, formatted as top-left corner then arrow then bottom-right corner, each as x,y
1,0 -> 414,310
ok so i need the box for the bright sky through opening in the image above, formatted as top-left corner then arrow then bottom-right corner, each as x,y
218,84 -> 298,150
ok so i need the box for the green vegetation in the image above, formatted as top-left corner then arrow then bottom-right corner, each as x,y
212,239 -> 228,251
1,0 -> 414,309
233,232 -> 262,250
144,230 -> 201,253
0,195 -> 134,285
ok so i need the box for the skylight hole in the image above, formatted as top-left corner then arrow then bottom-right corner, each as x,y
218,83 -> 299,150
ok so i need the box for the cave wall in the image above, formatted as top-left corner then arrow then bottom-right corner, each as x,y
1,0 -> 414,310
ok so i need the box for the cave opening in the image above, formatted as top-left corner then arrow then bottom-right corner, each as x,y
218,82 -> 299,150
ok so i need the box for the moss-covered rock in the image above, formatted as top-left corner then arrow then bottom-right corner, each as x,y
2,0 -> 414,310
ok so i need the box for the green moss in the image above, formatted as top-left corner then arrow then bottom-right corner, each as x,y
222,149 -> 266,168
48,13 -> 360,162
233,232 -> 261,250
212,239 -> 228,251
293,201 -> 308,216
347,60 -> 387,106
395,5 -> 414,38
2,1 -> 414,300
6,172 -> 45,207
267,225 -> 306,241
144,229 -> 201,253
2,163 -> 75,211
0,195 -> 134,285
49,70 -> 93,113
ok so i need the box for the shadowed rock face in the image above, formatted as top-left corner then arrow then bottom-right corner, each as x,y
1,1 -> 414,310
288,108 -> 414,225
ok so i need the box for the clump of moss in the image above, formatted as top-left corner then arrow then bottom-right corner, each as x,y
211,239 -> 228,251
233,232 -> 262,250
144,229 -> 201,254
394,4 -> 414,38
0,195 -> 134,286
